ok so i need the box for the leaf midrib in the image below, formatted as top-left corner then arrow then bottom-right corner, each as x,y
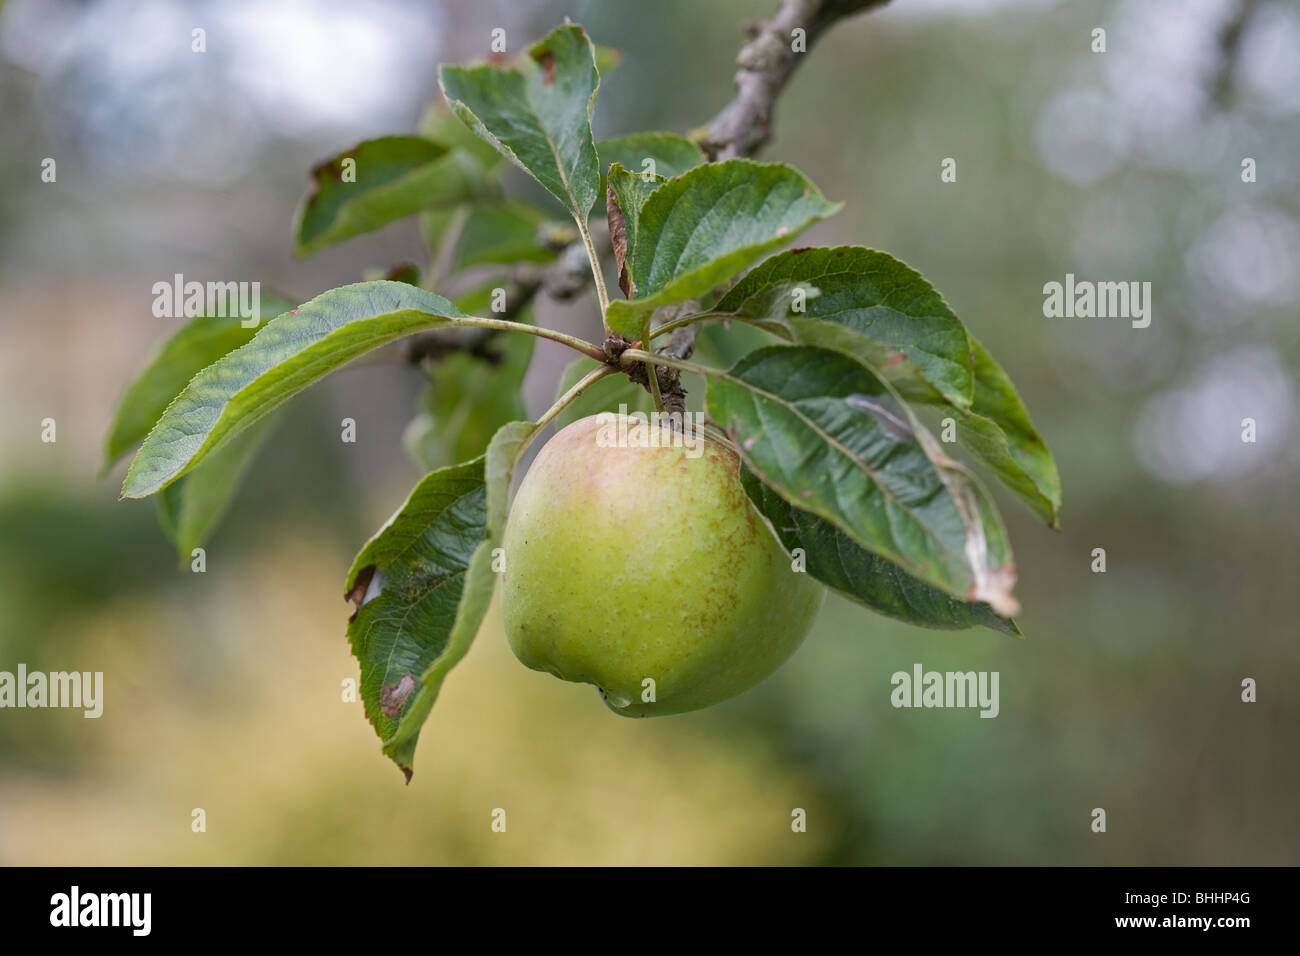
712,367 -> 962,581
125,309 -> 464,497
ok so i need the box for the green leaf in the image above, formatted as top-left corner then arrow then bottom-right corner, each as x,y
739,467 -> 1019,637
439,24 -> 602,223
404,346 -> 532,470
712,246 -> 974,408
453,201 -> 559,270
596,132 -> 705,189
155,412 -> 280,563
344,458 -> 492,780
485,420 -> 540,540
552,357 -> 652,429
705,345 -> 1018,616
593,44 -> 621,77
711,247 -> 1061,525
420,204 -> 469,287
419,103 -> 507,171
346,417 -> 544,780
606,163 -> 664,229
102,293 -> 295,474
294,136 -> 498,257
689,318 -> 776,369
963,337 -> 1062,528
121,281 -> 486,500
605,160 -> 840,338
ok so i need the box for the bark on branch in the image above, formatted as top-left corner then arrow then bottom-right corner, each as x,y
409,0 -> 890,407
652,0 -> 890,412
701,0 -> 890,161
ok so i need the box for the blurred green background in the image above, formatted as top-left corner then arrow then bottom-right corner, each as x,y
1,0 -> 1296,865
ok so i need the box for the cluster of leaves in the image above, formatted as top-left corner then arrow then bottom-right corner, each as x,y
106,23 -> 1060,779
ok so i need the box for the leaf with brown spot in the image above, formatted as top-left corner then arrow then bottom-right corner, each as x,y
380,674 -> 417,718
710,246 -> 1061,527
705,344 -> 1019,616
439,24 -> 602,222
345,565 -> 376,617
294,136 -> 498,257
605,163 -> 665,303
606,182 -> 632,299
343,457 -> 495,778
535,50 -> 556,84
741,468 -> 1020,637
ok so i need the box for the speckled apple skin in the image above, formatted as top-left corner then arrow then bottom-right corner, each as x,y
502,414 -> 825,717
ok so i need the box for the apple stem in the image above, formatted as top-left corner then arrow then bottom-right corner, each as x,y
535,364 -> 617,431
644,355 -> 665,413
618,348 -> 709,379
647,311 -> 709,342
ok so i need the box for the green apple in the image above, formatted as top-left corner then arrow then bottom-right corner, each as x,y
502,412 -> 825,716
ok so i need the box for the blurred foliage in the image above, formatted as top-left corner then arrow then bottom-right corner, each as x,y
405,286 -> 535,470
0,0 -> 1296,864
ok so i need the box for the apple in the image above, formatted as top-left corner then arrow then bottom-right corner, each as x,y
502,412 -> 825,716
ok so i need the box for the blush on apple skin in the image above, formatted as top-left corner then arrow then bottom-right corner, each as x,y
502,413 -> 825,717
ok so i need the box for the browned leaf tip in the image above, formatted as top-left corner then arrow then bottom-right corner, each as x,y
345,565 -> 376,622
535,50 -> 556,84
384,263 -> 420,285
605,184 -> 633,299
380,673 -> 418,718
309,154 -> 345,184
603,331 -> 633,364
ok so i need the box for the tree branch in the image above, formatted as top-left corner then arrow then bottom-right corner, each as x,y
409,0 -> 889,388
1210,0 -> 1258,108
642,300 -> 701,420
701,0 -> 890,161
647,0 -> 890,414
